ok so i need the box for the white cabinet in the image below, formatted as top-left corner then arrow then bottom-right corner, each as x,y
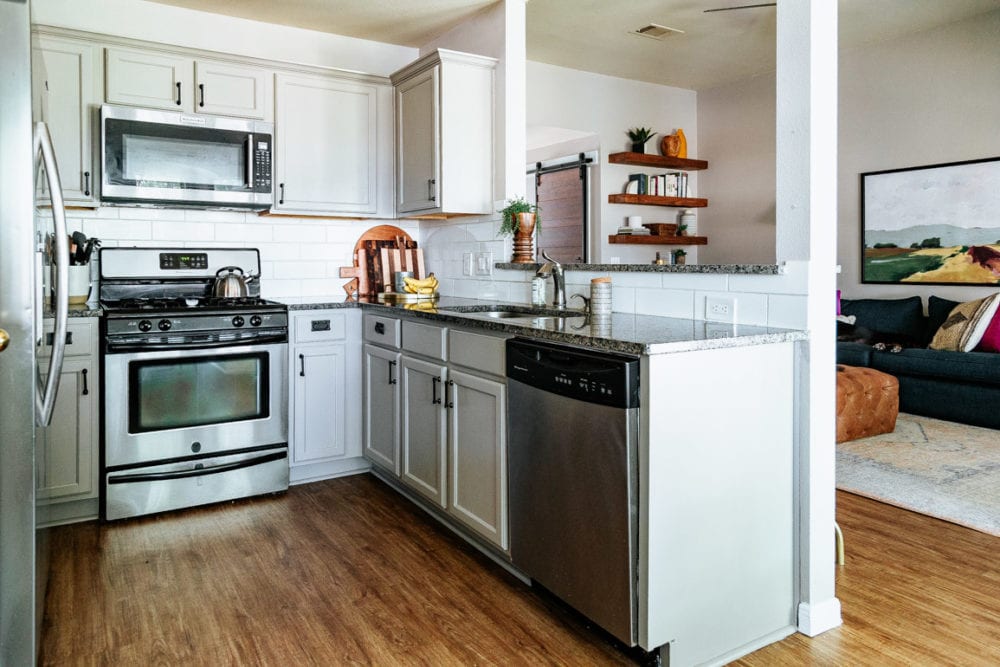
36,319 -> 99,513
400,355 -> 448,507
391,49 -> 496,217
274,72 -> 392,216
288,310 -> 364,483
363,344 -> 401,474
106,47 -> 268,119
32,35 -> 101,204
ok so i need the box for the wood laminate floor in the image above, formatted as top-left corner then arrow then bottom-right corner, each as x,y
42,477 -> 1000,665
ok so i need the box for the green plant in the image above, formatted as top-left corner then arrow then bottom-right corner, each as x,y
674,249 -> 687,258
676,222 -> 689,236
497,196 -> 541,236
627,127 -> 655,145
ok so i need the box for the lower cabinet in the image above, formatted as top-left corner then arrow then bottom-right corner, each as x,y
362,314 -> 509,552
289,310 -> 364,483
36,318 -> 100,526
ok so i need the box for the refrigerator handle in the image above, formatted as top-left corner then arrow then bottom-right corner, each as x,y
33,122 -> 69,427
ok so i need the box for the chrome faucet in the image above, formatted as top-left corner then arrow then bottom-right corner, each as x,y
536,250 -> 566,309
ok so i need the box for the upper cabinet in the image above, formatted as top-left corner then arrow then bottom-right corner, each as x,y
274,72 -> 392,217
391,49 -> 496,217
32,34 -> 101,205
105,47 -> 269,120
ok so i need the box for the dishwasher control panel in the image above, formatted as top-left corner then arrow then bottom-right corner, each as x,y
506,338 -> 639,409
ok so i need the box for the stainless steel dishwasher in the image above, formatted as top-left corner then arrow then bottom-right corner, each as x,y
506,338 -> 640,645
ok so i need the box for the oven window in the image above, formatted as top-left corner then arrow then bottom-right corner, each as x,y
129,353 -> 269,432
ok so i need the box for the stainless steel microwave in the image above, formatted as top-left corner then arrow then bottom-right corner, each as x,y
101,105 -> 273,209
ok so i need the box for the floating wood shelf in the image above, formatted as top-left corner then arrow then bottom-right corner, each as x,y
608,151 -> 708,170
608,234 -> 707,245
608,194 -> 708,208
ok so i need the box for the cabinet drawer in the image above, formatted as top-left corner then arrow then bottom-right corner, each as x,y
38,320 -> 94,358
402,320 -> 448,361
449,330 -> 505,377
363,313 -> 401,348
294,312 -> 346,343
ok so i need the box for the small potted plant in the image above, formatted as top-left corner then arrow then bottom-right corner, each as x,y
498,196 -> 541,263
627,127 -> 656,154
673,249 -> 687,265
675,222 -> 688,236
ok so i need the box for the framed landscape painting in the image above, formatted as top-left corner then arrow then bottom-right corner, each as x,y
861,157 -> 1000,285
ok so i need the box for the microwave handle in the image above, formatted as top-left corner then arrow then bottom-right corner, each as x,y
246,133 -> 254,191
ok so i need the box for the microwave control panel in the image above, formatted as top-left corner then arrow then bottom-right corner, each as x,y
253,137 -> 272,192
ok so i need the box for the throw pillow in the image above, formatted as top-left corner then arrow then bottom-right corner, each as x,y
975,308 -> 1000,353
840,296 -> 924,340
926,296 -> 961,343
929,294 -> 1000,352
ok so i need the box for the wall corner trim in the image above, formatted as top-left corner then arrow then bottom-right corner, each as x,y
797,598 -> 843,637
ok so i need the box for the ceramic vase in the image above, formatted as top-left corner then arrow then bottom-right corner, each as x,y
511,212 -> 537,264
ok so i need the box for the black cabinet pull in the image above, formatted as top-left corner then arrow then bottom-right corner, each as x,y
279,182 -> 285,205
83,171 -> 90,196
388,360 -> 397,385
81,368 -> 89,396
298,353 -> 305,377
374,321 -> 385,335
198,83 -> 205,107
175,82 -> 182,106
432,376 -> 441,405
445,380 -> 454,409
428,178 -> 436,202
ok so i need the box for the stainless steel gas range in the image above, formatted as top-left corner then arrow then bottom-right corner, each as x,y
99,247 -> 288,520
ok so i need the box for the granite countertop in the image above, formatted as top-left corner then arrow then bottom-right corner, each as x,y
495,262 -> 781,275
279,296 -> 806,356
44,303 -> 103,318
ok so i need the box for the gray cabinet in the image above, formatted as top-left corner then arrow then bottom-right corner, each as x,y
400,355 -> 448,507
31,34 -> 101,204
105,47 -> 193,111
391,49 -> 496,217
362,343 -> 400,474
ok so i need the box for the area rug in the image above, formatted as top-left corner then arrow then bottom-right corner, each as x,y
836,413 -> 1000,537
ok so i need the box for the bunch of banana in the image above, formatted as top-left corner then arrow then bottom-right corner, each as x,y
402,273 -> 439,295
403,301 -> 437,312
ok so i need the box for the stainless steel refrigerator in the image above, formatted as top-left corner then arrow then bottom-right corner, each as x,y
0,0 -> 72,663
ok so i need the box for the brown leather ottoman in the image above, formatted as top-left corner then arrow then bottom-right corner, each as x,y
836,364 -> 899,443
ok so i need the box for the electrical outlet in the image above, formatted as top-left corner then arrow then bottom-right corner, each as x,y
705,296 -> 737,323
463,253 -> 474,276
475,252 -> 493,276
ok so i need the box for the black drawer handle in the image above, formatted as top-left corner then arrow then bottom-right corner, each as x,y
81,368 -> 89,396
83,171 -> 90,197
299,353 -> 305,377
388,360 -> 397,385
374,322 -> 385,335
199,83 -> 205,107
445,380 -> 454,409
432,376 -> 441,405
278,183 -> 285,205
175,81 -> 182,106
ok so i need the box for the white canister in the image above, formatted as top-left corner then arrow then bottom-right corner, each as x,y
531,276 -> 546,306
67,265 -> 92,304
679,209 -> 696,229
590,277 -> 612,316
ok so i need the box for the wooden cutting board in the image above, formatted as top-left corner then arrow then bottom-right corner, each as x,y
338,225 -> 418,296
380,247 -> 426,289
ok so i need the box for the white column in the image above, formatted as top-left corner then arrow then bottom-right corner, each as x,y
775,0 -> 842,636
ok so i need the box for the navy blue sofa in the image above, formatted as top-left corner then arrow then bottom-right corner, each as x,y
837,296 -> 1000,430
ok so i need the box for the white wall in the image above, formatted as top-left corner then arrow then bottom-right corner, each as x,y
838,9 -> 1000,303
526,61 -> 699,264
698,72 -> 777,265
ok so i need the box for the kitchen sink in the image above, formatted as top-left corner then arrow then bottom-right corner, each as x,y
438,305 -> 587,323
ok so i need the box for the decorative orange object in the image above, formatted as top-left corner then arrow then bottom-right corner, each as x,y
660,134 -> 680,157
676,128 -> 688,159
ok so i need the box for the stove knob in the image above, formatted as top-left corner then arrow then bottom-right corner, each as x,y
138,319 -> 153,332
158,319 -> 172,332
250,315 -> 263,327
232,315 -> 245,328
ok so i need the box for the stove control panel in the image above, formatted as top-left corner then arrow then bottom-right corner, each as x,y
159,253 -> 208,270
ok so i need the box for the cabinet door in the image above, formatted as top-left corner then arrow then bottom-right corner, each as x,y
292,344 -> 346,464
32,36 -> 99,204
274,72 -> 378,214
37,359 -> 97,501
363,344 -> 400,474
400,356 -> 447,507
395,66 -> 439,213
194,60 -> 267,119
106,47 -> 194,112
447,369 -> 507,549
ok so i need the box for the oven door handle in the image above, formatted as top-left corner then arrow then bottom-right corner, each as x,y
106,333 -> 287,353
107,450 -> 287,484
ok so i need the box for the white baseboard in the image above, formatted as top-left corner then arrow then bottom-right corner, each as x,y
289,457 -> 370,485
797,598 -> 842,636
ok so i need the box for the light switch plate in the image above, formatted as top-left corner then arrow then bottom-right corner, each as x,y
475,252 -> 493,276
463,253 -> 474,276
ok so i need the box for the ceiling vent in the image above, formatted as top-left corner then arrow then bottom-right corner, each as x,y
629,23 -> 684,40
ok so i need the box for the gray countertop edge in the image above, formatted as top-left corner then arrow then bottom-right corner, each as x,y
44,305 -> 103,318
70,297 -> 807,354
494,262 -> 781,275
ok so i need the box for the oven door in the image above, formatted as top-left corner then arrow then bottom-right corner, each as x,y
104,341 -> 287,469
101,105 -> 273,208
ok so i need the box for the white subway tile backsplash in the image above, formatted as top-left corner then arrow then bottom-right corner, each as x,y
659,273 -> 730,291
298,278 -> 341,296
272,223 -> 327,244
118,207 -> 185,221
78,218 -> 152,241
255,242 -> 301,261
611,272 -> 664,289
184,241 -> 245,249
215,223 -> 273,243
611,286 -> 636,313
183,210 -> 247,223
151,220 -> 215,241
275,261 -> 326,279
299,243 -> 349,261
766,294 -> 809,328
635,288 -> 695,319
260,279 -> 302,298
729,261 -> 808,295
